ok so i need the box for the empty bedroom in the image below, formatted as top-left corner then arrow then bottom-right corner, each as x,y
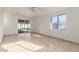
0,7 -> 79,52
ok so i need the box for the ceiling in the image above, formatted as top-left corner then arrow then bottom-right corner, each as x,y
4,7 -> 68,18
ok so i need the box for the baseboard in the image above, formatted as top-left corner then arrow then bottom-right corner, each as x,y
32,32 -> 79,45
4,33 -> 18,37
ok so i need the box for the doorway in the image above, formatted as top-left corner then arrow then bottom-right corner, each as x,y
18,20 -> 31,33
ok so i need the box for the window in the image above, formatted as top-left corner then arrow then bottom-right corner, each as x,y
51,14 -> 66,30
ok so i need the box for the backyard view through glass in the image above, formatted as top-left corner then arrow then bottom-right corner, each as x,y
18,20 -> 31,33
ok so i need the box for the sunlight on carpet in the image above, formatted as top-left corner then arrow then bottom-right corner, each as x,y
15,40 -> 43,51
1,40 -> 43,52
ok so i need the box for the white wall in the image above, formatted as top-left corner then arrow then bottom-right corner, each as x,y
0,8 -> 3,43
17,15 -> 29,20
3,11 -> 30,35
3,11 -> 18,35
32,8 -> 79,43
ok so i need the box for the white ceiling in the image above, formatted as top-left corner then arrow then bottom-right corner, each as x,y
4,7 -> 68,18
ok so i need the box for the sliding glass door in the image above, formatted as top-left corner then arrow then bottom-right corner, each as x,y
18,20 -> 31,33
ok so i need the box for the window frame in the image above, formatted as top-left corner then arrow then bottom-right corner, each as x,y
51,14 -> 66,30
